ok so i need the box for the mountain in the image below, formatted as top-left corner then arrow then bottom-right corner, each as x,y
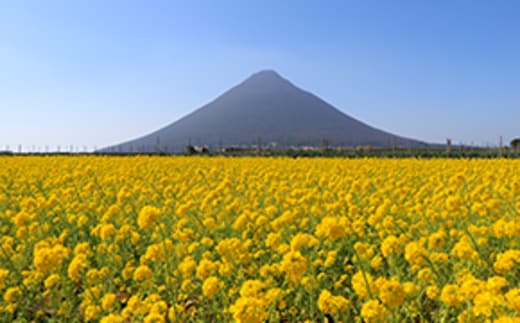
101,70 -> 429,153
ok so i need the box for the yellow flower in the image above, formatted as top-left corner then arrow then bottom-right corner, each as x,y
215,259 -> 232,276
143,312 -> 165,323
324,251 -> 337,268
194,258 -> 215,281
133,265 -> 152,281
459,274 -> 485,300
216,238 -> 249,263
428,230 -> 446,249
493,316 -> 520,323
229,280 -> 277,322
137,205 -> 160,231
3,287 -> 22,303
167,306 -> 177,322
202,276 -> 223,299
101,293 -> 118,311
317,289 -> 349,315
202,217 -> 216,229
473,291 -> 500,318
2,155 -> 520,321
280,251 -> 307,283
0,269 -> 9,289
290,233 -> 319,251
493,250 -> 520,274
440,284 -> 464,308
239,280 -> 265,297
354,242 -> 375,262
100,314 -> 124,323
229,296 -> 268,323
451,236 -> 478,260
99,224 -> 116,240
179,256 -> 197,278
381,235 -> 401,257
487,276 -> 508,294
505,288 -> 520,313
74,242 -> 91,255
370,255 -> 383,270
315,216 -> 349,241
446,195 -> 463,211
378,279 -> 405,307
426,285 -> 439,300
44,274 -> 61,289
265,232 -> 282,249
403,282 -> 418,296
68,254 -> 89,283
84,305 -> 101,321
430,252 -> 449,264
361,299 -> 387,323
200,237 -> 214,246
352,271 -> 373,299
150,300 -> 167,314
404,241 -> 426,266
33,242 -> 69,273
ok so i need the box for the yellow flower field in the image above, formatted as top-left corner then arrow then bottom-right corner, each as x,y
0,156 -> 518,322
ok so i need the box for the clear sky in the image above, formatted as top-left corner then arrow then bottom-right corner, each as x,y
1,0 -> 519,151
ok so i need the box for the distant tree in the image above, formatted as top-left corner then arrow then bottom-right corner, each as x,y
511,138 -> 520,151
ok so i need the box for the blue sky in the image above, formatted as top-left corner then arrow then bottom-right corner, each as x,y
1,0 -> 519,151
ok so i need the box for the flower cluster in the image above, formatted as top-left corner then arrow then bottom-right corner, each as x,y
0,156 -> 518,322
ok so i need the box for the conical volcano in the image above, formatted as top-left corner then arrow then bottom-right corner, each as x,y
101,70 -> 428,152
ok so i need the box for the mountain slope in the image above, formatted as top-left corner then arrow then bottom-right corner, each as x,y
101,70 -> 428,152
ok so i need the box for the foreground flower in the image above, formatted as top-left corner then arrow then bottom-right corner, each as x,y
317,289 -> 349,315
361,299 -> 387,323
138,205 -> 161,231
202,276 -> 223,299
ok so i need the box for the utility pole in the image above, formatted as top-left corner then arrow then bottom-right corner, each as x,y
446,138 -> 451,156
257,137 -> 262,153
499,135 -> 503,157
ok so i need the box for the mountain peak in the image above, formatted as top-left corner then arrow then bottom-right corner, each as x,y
243,69 -> 290,86
101,70 -> 428,153
252,69 -> 283,78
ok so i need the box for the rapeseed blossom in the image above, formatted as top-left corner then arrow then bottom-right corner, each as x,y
0,156 -> 518,321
